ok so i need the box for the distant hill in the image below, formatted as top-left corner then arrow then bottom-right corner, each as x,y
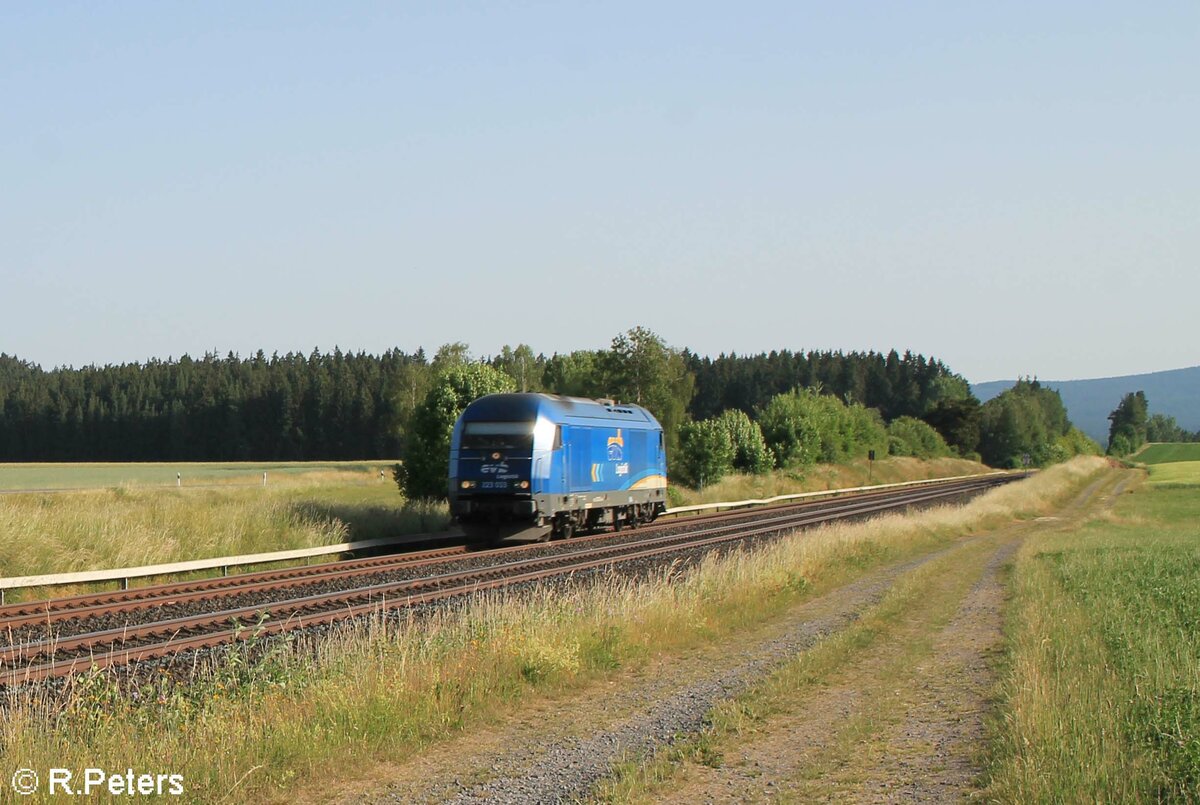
972,366 -> 1200,446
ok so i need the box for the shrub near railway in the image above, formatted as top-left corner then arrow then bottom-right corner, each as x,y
988,461 -> 1200,800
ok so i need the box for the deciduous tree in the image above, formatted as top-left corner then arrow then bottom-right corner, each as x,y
1107,391 -> 1148,456
400,363 -> 516,500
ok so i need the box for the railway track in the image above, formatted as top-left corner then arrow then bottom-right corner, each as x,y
0,479 -> 993,636
0,475 -> 1012,685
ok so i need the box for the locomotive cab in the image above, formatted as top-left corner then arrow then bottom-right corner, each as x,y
449,394 -> 557,541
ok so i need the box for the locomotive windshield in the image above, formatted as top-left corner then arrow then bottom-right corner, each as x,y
461,421 -> 535,450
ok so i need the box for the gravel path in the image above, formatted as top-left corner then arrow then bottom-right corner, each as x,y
848,537 -> 1020,801
638,471 -> 1130,804
356,547 -> 955,805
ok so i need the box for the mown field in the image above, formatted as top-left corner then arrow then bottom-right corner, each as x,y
988,460 -> 1200,799
1145,460 -> 1200,487
1135,442 -> 1200,465
0,460 -> 396,491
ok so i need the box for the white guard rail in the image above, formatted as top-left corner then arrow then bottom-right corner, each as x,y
0,471 -> 1013,603
0,532 -> 445,605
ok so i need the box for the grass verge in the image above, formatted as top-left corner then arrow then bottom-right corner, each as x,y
670,456 -> 989,507
986,460 -> 1200,800
0,458 -> 1107,803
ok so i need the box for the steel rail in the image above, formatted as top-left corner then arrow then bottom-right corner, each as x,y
0,476 -> 995,631
0,544 -> 472,621
0,476 -> 999,635
0,472 -> 1017,605
1,477 -> 1004,683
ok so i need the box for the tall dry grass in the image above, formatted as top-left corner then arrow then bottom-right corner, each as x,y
0,485 -> 449,594
672,456 -> 991,506
0,457 -> 1109,803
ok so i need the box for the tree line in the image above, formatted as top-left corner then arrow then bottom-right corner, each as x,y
0,350 -> 412,461
1105,391 -> 1199,456
390,330 -> 1099,497
0,329 -> 1099,481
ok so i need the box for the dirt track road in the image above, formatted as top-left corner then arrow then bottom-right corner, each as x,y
326,473 -> 1124,804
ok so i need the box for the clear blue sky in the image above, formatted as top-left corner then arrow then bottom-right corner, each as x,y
2,2 -> 1196,383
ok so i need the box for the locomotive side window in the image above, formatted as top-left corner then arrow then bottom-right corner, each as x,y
553,426 -> 562,449
461,421 -> 535,450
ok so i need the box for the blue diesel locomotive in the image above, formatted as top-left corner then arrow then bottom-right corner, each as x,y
448,393 -> 668,541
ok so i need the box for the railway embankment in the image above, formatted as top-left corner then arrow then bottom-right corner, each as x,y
0,457 -> 1106,802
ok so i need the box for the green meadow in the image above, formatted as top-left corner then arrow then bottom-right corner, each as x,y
988,460 -> 1200,800
1135,442 -> 1200,465
0,460 -> 395,492
1145,460 -> 1200,487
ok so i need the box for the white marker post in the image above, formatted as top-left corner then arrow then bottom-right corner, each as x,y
177,472 -> 181,487
263,471 -> 268,487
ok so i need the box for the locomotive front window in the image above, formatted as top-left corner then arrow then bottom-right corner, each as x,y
461,421 -> 535,450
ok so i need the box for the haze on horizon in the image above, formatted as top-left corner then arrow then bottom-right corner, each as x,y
2,3 -> 1196,385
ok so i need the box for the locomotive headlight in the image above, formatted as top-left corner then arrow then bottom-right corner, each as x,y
461,480 -> 475,489
519,481 -> 529,489
491,452 -> 502,460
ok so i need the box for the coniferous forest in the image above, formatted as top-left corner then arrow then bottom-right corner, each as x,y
0,329 -> 1090,468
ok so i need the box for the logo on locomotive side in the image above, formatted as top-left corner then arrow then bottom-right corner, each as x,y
607,429 -> 624,461
480,461 -> 518,480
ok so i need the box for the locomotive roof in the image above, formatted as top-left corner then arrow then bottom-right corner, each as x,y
460,393 -> 660,427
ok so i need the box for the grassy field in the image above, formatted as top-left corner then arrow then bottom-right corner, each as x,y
1134,442 -> 1200,465
1145,460 -> 1200,487
0,460 -> 397,491
0,465 -> 448,598
0,457 -> 1107,803
987,461 -> 1200,800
